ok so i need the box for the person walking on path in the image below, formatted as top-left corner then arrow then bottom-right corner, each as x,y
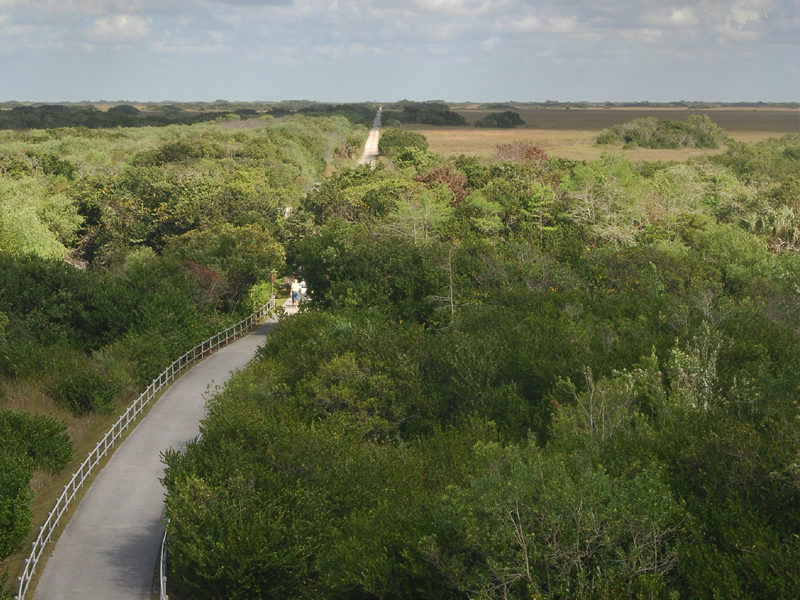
291,278 -> 301,306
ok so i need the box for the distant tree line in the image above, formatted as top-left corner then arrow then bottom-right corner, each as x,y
382,101 -> 467,126
0,105 -> 262,130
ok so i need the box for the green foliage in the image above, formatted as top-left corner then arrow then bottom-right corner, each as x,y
47,366 -> 117,415
473,110 -> 527,128
164,135 -> 800,599
164,223 -> 285,312
3,111 -> 798,597
0,410 -> 72,558
378,128 -> 430,157
0,448 -> 32,558
0,113 -> 362,574
0,177 -> 80,259
302,165 -> 414,226
0,104 -> 261,130
382,102 -> 466,126
430,443 -> 685,599
133,136 -> 227,166
597,115 -> 727,149
295,103 -> 377,126
0,410 -> 73,472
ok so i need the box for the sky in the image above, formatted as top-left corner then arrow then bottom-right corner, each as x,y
1,0 -> 798,102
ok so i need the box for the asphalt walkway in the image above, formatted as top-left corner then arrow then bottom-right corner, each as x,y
33,306 -> 292,599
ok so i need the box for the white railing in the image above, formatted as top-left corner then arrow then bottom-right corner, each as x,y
160,519 -> 170,600
15,297 -> 276,600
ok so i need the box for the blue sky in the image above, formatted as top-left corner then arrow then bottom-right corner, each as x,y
1,0 -> 798,102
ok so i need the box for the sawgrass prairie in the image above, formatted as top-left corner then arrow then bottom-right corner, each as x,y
399,107 -> 799,162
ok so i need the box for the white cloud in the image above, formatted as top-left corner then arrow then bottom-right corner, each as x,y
506,15 -> 539,32
645,7 -> 698,28
87,14 -> 150,41
505,15 -> 577,34
1,23 -> 35,35
425,21 -> 463,39
409,0 -> 497,16
150,37 -> 224,53
714,19 -> 761,41
621,28 -> 663,44
216,14 -> 241,25
312,42 -> 383,57
14,0 -> 150,16
481,36 -> 498,49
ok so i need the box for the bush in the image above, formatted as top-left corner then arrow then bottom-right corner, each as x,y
0,448 -> 32,558
474,111 -> 526,128
378,129 -> 429,157
47,367 -> 116,415
107,104 -> 141,116
381,102 -> 466,126
495,141 -> 548,162
597,115 -> 727,149
0,410 -> 72,472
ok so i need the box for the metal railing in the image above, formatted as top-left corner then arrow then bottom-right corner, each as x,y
160,518 -> 170,600
15,297 -> 276,600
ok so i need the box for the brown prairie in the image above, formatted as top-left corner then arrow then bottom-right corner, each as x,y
395,108 -> 800,162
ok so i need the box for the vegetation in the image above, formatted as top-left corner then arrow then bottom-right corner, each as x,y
383,102 -> 467,126
1,105 -> 798,598
474,110 -> 527,128
596,115 -> 728,149
162,130 -> 800,599
293,104 -> 377,127
377,129 -> 430,157
0,114 -> 355,571
0,410 -> 72,557
0,105 -> 265,130
477,103 -> 518,109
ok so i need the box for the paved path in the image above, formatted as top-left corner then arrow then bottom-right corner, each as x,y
357,109 -> 382,166
34,310 -> 290,600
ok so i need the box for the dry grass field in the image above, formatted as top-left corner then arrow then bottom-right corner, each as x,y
399,108 -> 799,162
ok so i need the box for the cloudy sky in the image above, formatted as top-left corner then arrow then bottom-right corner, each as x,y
1,0 -> 798,102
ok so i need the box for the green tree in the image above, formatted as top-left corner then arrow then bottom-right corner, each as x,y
164,224 -> 284,313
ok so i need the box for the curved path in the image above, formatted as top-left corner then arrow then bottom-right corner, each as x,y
33,305 -> 295,599
357,108 -> 382,166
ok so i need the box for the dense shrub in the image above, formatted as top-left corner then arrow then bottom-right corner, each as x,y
0,410 -> 72,472
382,102 -> 466,126
0,448 -> 32,558
377,129 -> 429,156
0,410 -> 72,559
165,139 -> 800,599
47,367 -> 116,415
106,105 -> 141,116
474,110 -> 526,128
597,114 -> 727,149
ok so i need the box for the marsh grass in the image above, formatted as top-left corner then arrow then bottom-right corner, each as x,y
404,108 -> 799,162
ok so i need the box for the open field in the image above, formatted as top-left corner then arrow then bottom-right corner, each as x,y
399,108 -> 799,161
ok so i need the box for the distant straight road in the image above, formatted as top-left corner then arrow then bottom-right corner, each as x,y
33,314 -> 284,600
357,109 -> 382,166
